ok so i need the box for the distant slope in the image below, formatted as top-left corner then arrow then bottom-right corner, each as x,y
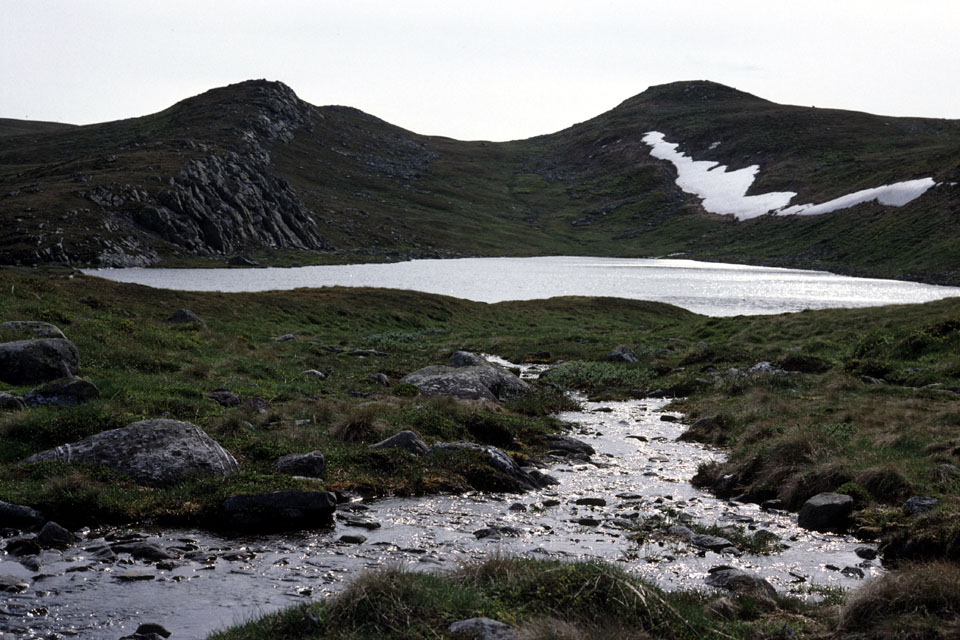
0,117 -> 76,137
1,79 -> 959,284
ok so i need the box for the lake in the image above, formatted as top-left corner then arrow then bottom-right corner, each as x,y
84,256 -> 960,316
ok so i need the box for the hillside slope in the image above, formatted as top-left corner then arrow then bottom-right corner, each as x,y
1,79 -> 958,283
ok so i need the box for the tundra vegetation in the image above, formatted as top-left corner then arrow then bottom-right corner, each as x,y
1,267 -> 958,638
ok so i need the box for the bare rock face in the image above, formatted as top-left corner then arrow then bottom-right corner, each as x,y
25,419 -> 239,487
0,338 -> 79,385
401,354 -> 529,403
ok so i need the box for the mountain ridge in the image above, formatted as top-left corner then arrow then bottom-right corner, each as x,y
1,79 -> 958,284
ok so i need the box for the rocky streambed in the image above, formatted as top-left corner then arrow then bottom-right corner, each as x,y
0,388 -> 879,639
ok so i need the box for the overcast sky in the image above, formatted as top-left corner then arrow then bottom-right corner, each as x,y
3,1 -> 959,141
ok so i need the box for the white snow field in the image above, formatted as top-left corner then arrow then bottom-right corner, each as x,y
642,131 -> 936,221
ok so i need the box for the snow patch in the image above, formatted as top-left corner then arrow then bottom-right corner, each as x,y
643,131 -> 936,221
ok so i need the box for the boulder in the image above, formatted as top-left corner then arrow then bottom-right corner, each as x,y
692,534 -> 737,552
606,346 -> 639,363
538,434 -> 595,456
166,308 -> 206,327
110,541 -> 176,561
0,575 -> 29,593
0,500 -> 44,529
705,566 -> 777,602
0,338 -> 79,385
903,496 -> 939,517
25,418 -> 239,487
222,490 -> 337,531
207,389 -> 241,407
275,451 -> 326,478
369,430 -> 429,456
449,351 -> 488,367
0,392 -> 26,411
23,377 -> 99,407
369,373 -> 389,385
797,492 -> 854,532
401,362 -> 529,403
431,442 -> 543,491
0,321 -> 66,340
36,521 -> 74,549
448,617 -> 517,640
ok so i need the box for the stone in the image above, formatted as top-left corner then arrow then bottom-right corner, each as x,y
36,521 -> 74,549
749,361 -> 784,376
0,392 -> 26,410
241,396 -> 270,413
273,333 -> 295,342
275,451 -> 326,478
369,430 -> 429,456
110,542 -> 176,561
705,566 -> 777,602
692,535 -> 736,552
4,537 -> 41,556
303,369 -> 326,380
401,361 -> 529,403
207,389 -> 241,407
338,534 -> 367,544
227,255 -> 259,267
668,525 -> 696,542
797,492 -> 854,532
448,617 -> 517,640
761,499 -> 784,511
123,623 -> 172,639
23,377 -> 99,407
575,497 -> 606,507
430,442 -> 542,491
222,490 -> 337,531
0,320 -> 66,340
369,373 -> 389,385
903,496 -> 939,517
538,434 -> 595,456
606,346 -> 639,363
26,418 -> 239,487
349,349 -> 388,357
0,575 -> 29,593
0,338 -> 79,385
337,514 -> 381,530
166,309 -> 206,327
855,546 -> 878,560
474,526 -> 521,539
841,566 -> 865,579
524,469 -> 559,486
0,500 -> 44,529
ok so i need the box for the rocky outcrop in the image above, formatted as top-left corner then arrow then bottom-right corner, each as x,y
797,492 -> 854,532
0,338 -> 79,385
25,418 -> 239,487
221,490 -> 337,531
401,354 -> 529,403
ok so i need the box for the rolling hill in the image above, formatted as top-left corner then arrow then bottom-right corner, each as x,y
1,79 -> 958,283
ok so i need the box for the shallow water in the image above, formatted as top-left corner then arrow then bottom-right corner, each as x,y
0,395 -> 878,639
83,256 -> 960,316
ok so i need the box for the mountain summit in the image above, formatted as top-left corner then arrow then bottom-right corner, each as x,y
1,79 -> 958,283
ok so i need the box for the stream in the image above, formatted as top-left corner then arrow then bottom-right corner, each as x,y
0,373 -> 879,639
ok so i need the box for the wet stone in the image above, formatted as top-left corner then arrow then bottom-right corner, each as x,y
574,497 -> 606,507
855,547 -> 878,560
116,572 -> 155,582
0,575 -> 29,593
110,542 -> 176,561
37,521 -> 74,549
336,514 -> 381,530
337,534 -> 367,545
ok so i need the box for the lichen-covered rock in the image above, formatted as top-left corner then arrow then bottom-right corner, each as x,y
25,418 -> 239,487
401,361 -> 529,403
0,338 -> 79,385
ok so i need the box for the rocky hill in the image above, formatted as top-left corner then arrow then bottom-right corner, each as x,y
1,79 -> 959,283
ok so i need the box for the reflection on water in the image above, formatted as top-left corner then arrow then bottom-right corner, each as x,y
0,398 -> 878,639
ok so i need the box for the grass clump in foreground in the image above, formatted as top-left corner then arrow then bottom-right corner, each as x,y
208,556 -> 815,640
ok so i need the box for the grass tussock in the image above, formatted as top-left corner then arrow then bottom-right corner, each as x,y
838,561 -> 960,639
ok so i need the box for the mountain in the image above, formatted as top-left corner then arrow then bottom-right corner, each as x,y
1,79 -> 958,283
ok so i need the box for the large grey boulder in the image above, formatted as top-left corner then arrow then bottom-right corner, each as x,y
370,430 -> 429,455
0,338 -> 79,385
25,418 -> 239,487
275,451 -> 326,477
222,490 -> 337,531
401,356 -> 529,403
0,321 -> 66,340
23,377 -> 99,407
797,492 -> 854,532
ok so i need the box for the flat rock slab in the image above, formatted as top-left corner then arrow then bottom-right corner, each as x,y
0,338 -> 79,385
26,418 -> 239,487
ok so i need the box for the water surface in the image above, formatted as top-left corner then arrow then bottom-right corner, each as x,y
85,256 -> 960,316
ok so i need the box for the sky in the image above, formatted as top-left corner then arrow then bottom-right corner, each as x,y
2,1 -> 959,141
